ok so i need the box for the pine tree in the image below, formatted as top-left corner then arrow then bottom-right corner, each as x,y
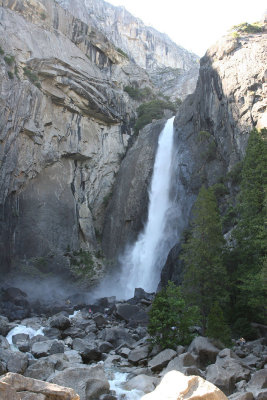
206,302 -> 231,346
232,128 -> 267,326
182,186 -> 228,332
148,281 -> 200,349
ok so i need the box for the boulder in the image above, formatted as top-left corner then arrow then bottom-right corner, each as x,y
49,365 -> 108,400
141,370 -> 228,400
61,327 -> 86,339
160,352 -> 199,376
72,338 -> 101,362
148,349 -> 176,372
103,327 -> 135,348
92,313 -> 108,328
128,345 -> 150,364
206,350 -> 251,396
188,336 -> 222,368
229,393 -> 254,400
42,327 -> 62,340
0,316 -> 11,336
0,361 -> 7,376
0,349 -> 28,374
124,375 -> 158,393
99,341 -> 114,353
246,370 -> 267,399
32,340 -> 64,358
50,314 -> 71,331
0,381 -> 21,400
0,372 -> 79,399
0,336 -> 10,350
25,357 -> 57,381
85,378 -> 110,399
115,303 -> 149,325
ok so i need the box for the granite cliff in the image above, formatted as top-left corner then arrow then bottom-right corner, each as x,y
0,0 -> 197,279
56,0 -> 199,100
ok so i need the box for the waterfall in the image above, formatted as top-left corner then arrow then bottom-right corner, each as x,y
118,117 -> 177,298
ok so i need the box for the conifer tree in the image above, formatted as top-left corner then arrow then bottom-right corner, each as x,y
206,302 -> 231,346
232,128 -> 267,326
182,186 -> 228,331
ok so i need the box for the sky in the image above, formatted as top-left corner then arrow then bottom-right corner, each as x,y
107,0 -> 266,56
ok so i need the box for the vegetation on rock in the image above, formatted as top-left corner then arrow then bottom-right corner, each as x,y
124,85 -> 153,101
231,22 -> 264,34
148,281 -> 200,349
134,99 -> 176,133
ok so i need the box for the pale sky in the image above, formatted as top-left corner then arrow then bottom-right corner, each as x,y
107,0 -> 266,56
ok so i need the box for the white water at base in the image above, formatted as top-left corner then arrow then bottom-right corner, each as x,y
118,117 -> 176,298
109,371 -> 144,400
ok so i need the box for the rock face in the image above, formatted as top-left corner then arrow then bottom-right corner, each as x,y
56,0 -> 199,100
161,32 -> 267,283
0,0 -> 152,277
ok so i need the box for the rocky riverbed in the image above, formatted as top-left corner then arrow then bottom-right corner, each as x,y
0,286 -> 266,399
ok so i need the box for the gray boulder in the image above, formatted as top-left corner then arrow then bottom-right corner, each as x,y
49,365 -> 108,400
92,313 -> 108,328
72,338 -> 101,362
50,314 -> 71,331
160,352 -> 199,376
0,361 -> 7,376
188,336 -> 222,368
99,341 -> 114,353
0,317 -> 11,336
128,345 -> 150,364
229,393 -> 254,400
148,349 -> 176,372
0,336 -> 10,350
61,326 -> 86,339
85,378 -> 110,400
103,327 -> 135,348
31,340 -> 64,358
206,349 -> 251,396
0,349 -> 28,374
115,303 -> 148,325
246,370 -> 267,400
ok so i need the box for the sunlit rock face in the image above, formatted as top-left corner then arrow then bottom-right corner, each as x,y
56,0 -> 199,99
161,32 -> 267,285
0,0 -> 151,275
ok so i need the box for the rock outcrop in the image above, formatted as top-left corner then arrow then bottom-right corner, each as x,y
161,31 -> 267,283
56,0 -> 199,100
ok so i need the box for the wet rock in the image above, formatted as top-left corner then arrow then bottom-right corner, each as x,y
188,336 -> 222,368
0,372 -> 79,399
124,374 -> 158,393
31,340 -> 64,358
141,370 -> 227,400
148,349 -> 176,372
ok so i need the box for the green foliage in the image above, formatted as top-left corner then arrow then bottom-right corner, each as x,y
222,206 -> 237,231
116,47 -> 129,59
134,99 -> 175,133
148,281 -> 200,349
231,22 -> 264,34
23,67 -> 41,88
8,71 -> 14,79
0,46 -> 4,55
227,161 -> 243,185
206,302 -> 231,346
40,12 -> 47,20
4,54 -> 15,65
182,186 -> 228,331
229,128 -> 267,326
198,130 -> 211,142
124,86 -> 153,101
70,249 -> 94,280
211,183 -> 229,199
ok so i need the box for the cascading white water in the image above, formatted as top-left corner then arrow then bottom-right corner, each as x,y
118,117 -> 177,298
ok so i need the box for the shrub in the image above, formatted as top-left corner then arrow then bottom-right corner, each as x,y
4,55 -> 15,65
40,12 -> 47,20
70,249 -> 94,280
124,86 -> 153,101
198,130 -> 211,142
23,67 -> 41,88
231,22 -> 264,34
148,281 -> 200,349
116,47 -> 129,59
0,46 -> 4,55
227,161 -> 243,185
8,71 -> 14,79
134,99 -> 175,133
211,183 -> 229,199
